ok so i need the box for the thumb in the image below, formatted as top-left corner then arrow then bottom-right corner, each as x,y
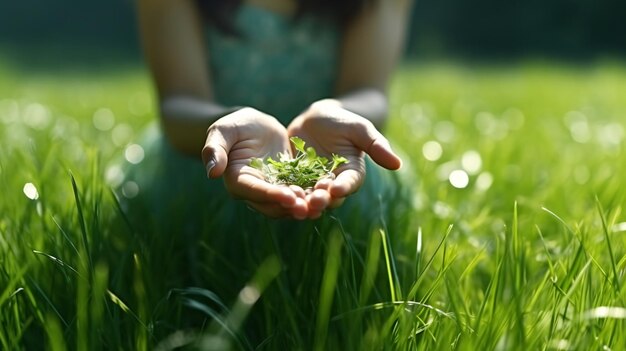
202,125 -> 235,178
351,121 -> 402,170
367,137 -> 403,170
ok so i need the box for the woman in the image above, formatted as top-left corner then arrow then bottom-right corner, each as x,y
127,1 -> 415,345
128,0 -> 414,242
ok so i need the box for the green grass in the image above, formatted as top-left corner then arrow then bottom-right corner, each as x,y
1,58 -> 626,350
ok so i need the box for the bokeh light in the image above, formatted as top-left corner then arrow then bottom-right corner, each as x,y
565,111 -> 591,144
121,181 -> 139,198
461,150 -> 482,175
422,140 -> 443,161
124,144 -> 145,164
105,165 -> 125,187
475,172 -> 494,191
23,182 -> 39,200
92,108 -> 115,131
112,123 -> 134,146
23,103 -> 51,130
449,169 -> 469,188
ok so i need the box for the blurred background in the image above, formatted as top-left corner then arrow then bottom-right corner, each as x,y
2,2 -> 626,349
1,0 -> 626,66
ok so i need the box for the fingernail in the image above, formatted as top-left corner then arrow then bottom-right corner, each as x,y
206,159 -> 216,178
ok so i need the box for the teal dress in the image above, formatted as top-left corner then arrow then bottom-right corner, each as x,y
122,5 -> 412,241
116,8 -> 416,343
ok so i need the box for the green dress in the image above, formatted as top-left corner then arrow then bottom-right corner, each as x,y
121,5 -> 413,241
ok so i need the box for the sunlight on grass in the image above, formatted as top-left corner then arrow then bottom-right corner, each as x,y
1,59 -> 626,349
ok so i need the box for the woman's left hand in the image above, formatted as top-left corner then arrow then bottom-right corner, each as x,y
286,100 -> 402,217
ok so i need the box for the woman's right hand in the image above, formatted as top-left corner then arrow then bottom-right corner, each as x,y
202,108 -> 309,219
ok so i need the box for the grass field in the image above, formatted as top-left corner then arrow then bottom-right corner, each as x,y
1,58 -> 626,350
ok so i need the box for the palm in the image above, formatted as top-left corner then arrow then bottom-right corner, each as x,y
222,122 -> 290,196
287,105 -> 402,202
288,117 -> 366,187
203,108 -> 308,218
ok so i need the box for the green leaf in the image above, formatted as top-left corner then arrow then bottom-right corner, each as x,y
278,152 -> 291,163
306,147 -> 317,160
330,154 -> 349,172
267,157 -> 282,168
248,137 -> 348,188
250,158 -> 264,170
290,136 -> 306,153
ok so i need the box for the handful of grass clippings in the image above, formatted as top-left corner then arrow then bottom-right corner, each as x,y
250,137 -> 348,189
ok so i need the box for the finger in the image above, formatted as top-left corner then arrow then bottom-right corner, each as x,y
330,169 -> 364,198
368,138 -> 403,170
306,188 -> 331,211
314,178 -> 332,191
348,119 -> 402,170
227,172 -> 297,207
289,185 -> 307,199
202,124 -> 235,178
246,192 -> 309,219
290,197 -> 309,220
317,177 -> 344,208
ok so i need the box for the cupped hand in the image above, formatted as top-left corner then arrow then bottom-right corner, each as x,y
287,100 -> 402,215
202,107 -> 308,219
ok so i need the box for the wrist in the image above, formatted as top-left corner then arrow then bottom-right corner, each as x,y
307,98 -> 345,117
335,89 -> 389,129
160,95 -> 243,123
158,95 -> 246,157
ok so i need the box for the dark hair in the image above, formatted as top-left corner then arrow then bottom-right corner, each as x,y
195,0 -> 371,34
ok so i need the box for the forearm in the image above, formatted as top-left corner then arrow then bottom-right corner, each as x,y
160,95 -> 241,157
331,0 -> 413,130
312,88 -> 388,130
335,88 -> 388,129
